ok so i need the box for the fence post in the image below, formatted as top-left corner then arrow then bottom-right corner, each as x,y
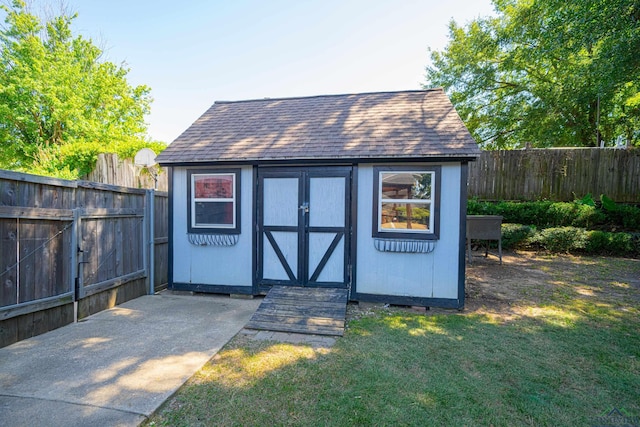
147,189 -> 155,295
71,208 -> 80,322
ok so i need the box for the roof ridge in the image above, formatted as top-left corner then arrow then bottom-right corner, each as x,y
214,88 -> 444,105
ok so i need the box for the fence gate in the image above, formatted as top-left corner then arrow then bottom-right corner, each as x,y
75,207 -> 148,300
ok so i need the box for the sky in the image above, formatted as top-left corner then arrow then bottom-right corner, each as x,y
34,0 -> 496,143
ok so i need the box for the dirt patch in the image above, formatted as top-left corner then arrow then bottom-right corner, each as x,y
350,250 -> 640,322
465,251 -> 558,314
468,250 -> 637,305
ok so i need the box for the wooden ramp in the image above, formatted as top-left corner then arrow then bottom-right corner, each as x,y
246,286 -> 348,336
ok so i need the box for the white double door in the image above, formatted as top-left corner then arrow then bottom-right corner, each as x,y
257,167 -> 352,288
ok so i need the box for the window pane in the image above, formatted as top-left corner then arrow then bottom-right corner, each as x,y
195,202 -> 234,226
194,174 -> 233,199
381,172 -> 431,200
380,202 -> 431,231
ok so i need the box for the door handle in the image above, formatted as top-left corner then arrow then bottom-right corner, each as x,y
299,203 -> 309,214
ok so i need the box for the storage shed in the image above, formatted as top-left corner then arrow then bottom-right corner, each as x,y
156,89 -> 480,308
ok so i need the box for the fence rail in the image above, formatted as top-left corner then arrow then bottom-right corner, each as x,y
468,148 -> 640,203
0,169 -> 168,348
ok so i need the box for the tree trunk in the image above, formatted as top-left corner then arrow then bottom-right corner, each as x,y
585,100 -> 599,147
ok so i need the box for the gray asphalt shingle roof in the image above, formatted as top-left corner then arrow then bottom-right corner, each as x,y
156,89 -> 480,165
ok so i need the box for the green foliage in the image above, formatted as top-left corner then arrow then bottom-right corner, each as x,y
0,1 -> 156,177
425,0 -> 640,148
500,223 -> 535,249
584,230 -> 637,255
25,138 -> 166,179
499,224 -> 638,256
546,202 -> 606,229
468,199 -> 555,224
600,194 -> 618,211
472,196 -> 639,255
468,198 -> 639,231
603,204 -> 640,231
577,193 -> 596,207
529,227 -> 588,253
392,206 -> 430,222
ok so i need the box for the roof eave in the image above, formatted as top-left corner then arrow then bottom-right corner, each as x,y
158,153 -> 481,168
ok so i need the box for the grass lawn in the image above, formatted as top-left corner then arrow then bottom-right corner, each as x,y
147,253 -> 639,426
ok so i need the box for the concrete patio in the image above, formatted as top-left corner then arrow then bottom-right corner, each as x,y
0,292 -> 261,427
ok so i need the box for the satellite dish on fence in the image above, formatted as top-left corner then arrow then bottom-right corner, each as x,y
134,148 -> 157,167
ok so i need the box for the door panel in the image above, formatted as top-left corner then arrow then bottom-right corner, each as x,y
260,174 -> 302,284
257,167 -> 351,288
308,232 -> 344,283
263,231 -> 298,281
263,178 -> 299,226
309,177 -> 345,227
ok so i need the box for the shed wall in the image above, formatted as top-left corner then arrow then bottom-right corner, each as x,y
172,167 -> 253,288
355,163 -> 462,299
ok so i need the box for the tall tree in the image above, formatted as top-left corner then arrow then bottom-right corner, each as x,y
0,0 -> 153,173
425,0 -> 640,149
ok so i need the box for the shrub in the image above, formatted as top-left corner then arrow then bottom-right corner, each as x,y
468,199 -> 638,232
585,230 -> 637,255
608,205 -> 640,230
476,198 -> 640,255
467,199 -> 499,216
468,200 -> 550,224
501,224 -> 535,249
518,226 -> 638,256
496,200 -> 552,225
529,227 -> 588,253
546,202 -> 605,228
584,230 -> 612,253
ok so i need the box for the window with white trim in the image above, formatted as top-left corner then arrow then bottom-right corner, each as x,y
187,169 -> 241,234
373,166 -> 441,240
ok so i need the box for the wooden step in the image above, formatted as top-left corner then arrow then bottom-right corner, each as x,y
246,286 -> 348,336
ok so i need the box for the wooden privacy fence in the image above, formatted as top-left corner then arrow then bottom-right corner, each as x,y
0,169 -> 168,348
468,148 -> 640,203
85,152 -> 168,191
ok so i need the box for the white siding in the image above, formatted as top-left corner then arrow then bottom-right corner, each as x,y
356,163 -> 462,299
172,167 -> 253,287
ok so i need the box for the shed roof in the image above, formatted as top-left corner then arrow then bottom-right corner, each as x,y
156,89 -> 480,165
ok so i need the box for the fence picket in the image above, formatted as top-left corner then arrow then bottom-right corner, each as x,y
18,220 -> 36,304
0,219 -> 18,307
